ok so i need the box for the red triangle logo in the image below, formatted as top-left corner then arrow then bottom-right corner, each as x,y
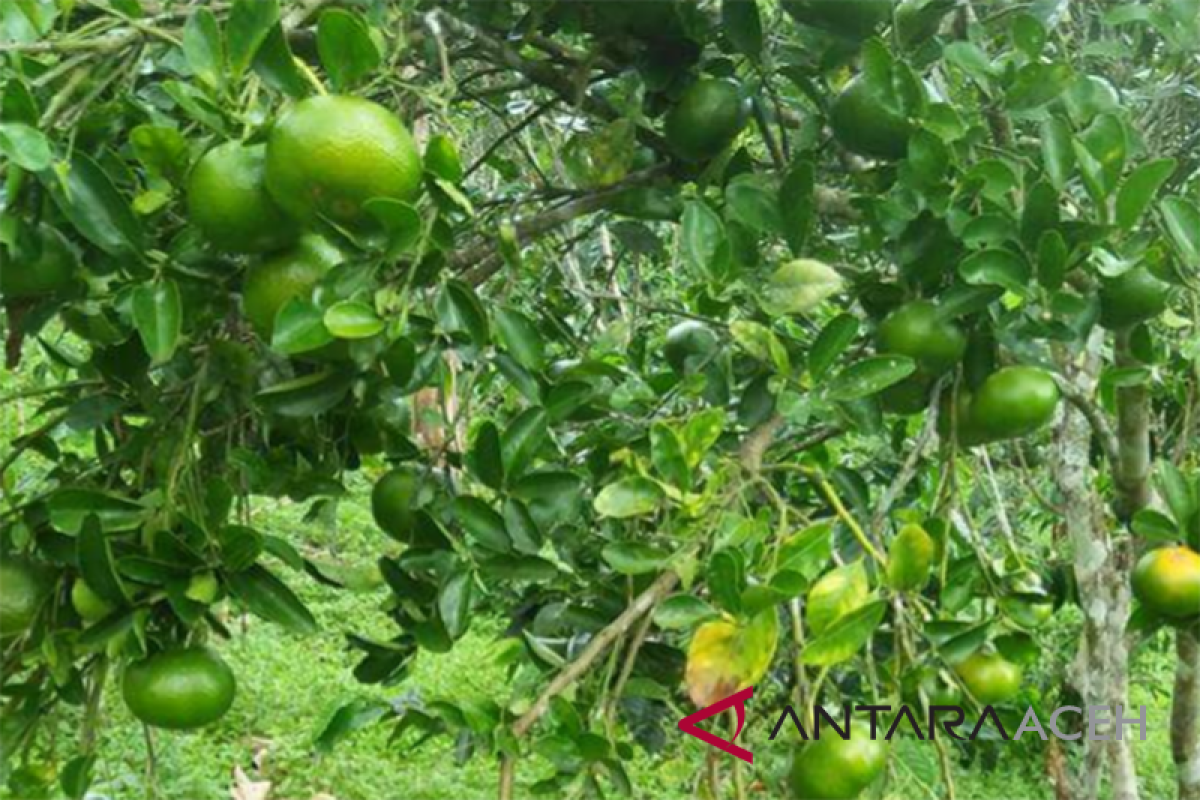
677,685 -> 755,764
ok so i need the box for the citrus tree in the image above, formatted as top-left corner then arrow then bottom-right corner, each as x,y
2,1 -> 1199,799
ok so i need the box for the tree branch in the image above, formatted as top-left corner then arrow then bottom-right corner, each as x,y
1053,372 -> 1120,465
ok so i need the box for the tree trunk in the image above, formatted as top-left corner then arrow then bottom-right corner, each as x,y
1053,334 -> 1139,800
1174,627 -> 1200,800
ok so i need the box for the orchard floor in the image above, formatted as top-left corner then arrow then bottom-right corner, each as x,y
9,497 -> 1183,800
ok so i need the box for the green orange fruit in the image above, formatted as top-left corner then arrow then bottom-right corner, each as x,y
71,579 -> 114,623
954,650 -> 1023,705
122,647 -> 236,730
242,235 -> 343,338
371,468 -> 423,543
788,734 -> 888,799
0,224 -> 78,299
664,79 -> 749,163
1099,266 -> 1171,330
265,95 -> 423,227
970,366 -> 1060,442
877,301 -> 966,376
0,558 -> 53,639
782,0 -> 892,39
887,524 -> 935,592
186,142 -> 300,253
1132,546 -> 1200,619
664,320 -> 719,374
830,76 -> 914,161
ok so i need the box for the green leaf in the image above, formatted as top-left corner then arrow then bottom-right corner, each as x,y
251,24 -> 309,98
0,122 -> 51,171
1011,13 -> 1046,58
494,306 -> 545,371
317,9 -> 382,91
1079,113 -> 1127,197
651,423 -> 691,490
1116,159 -> 1177,230
1020,180 -> 1060,249
944,42 -> 995,85
502,499 -> 542,554
730,320 -> 789,374
594,477 -> 664,518
511,471 -> 585,530
801,599 -> 887,666
182,9 -> 225,90
78,515 -> 129,605
602,542 -> 670,575
441,280 -> 490,345
226,564 -> 318,634
681,408 -> 726,467
256,370 -> 353,417
681,201 -> 726,279
466,421 -> 504,491
1156,462 -> 1196,530
45,153 -> 143,256
500,407 -> 547,479
314,700 -> 390,754
1162,196 -> 1200,270
722,0 -> 762,59
779,158 -> 815,256
725,175 -> 781,234
59,754 -> 95,800
451,496 -> 511,553
806,561 -> 870,635
132,278 -> 182,364
1041,118 -> 1075,191
1037,230 -> 1069,289
760,259 -> 843,317
439,570 -> 473,638
272,298 -> 334,354
425,135 -> 464,183
653,595 -> 719,629
959,248 -> 1032,295
808,314 -> 859,381
324,300 -> 385,339
1007,62 -> 1074,110
226,0 -> 279,79
364,199 -> 421,256
130,125 -> 189,184
49,489 -> 144,535
777,522 -> 833,580
707,549 -> 746,613
1131,509 -> 1180,542
826,356 -> 916,401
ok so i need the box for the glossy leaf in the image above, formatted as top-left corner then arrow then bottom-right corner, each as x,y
495,306 -> 545,371
132,279 -> 182,365
1116,159 -> 1176,231
226,0 -> 279,78
594,477 -> 664,518
826,356 -> 916,401
722,0 -> 762,59
0,122 -> 51,171
325,301 -> 385,339
317,9 -> 382,91
452,496 -> 511,552
801,600 -> 887,666
226,565 -> 319,634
